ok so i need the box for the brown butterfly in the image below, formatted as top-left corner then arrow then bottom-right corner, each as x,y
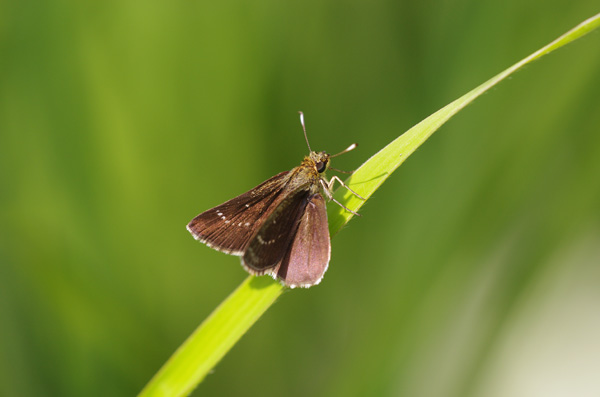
187,112 -> 363,288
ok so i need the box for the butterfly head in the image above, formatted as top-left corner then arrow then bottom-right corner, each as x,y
308,151 -> 330,174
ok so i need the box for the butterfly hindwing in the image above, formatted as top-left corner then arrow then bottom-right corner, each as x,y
273,193 -> 330,288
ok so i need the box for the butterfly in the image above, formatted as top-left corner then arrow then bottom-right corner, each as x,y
187,112 -> 363,288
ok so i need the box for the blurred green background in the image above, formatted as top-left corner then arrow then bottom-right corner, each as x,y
1,1 -> 599,396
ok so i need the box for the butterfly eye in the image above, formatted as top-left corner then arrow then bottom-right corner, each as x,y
316,161 -> 327,173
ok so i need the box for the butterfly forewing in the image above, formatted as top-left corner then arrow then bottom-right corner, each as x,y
186,171 -> 291,255
242,188 -> 311,272
274,194 -> 330,287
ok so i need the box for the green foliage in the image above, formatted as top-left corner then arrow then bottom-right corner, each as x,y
1,2 -> 600,397
141,14 -> 600,396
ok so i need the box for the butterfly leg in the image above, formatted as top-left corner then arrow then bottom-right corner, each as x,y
328,166 -> 354,174
325,175 -> 366,200
320,178 -> 362,216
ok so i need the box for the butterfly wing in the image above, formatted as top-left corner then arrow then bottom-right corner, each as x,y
273,193 -> 330,288
242,188 -> 311,273
187,171 -> 291,255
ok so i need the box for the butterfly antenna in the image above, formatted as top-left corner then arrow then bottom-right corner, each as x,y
298,111 -> 312,152
330,143 -> 358,158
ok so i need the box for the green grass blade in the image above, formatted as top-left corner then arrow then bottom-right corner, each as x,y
329,13 -> 600,232
139,276 -> 284,396
140,13 -> 600,397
